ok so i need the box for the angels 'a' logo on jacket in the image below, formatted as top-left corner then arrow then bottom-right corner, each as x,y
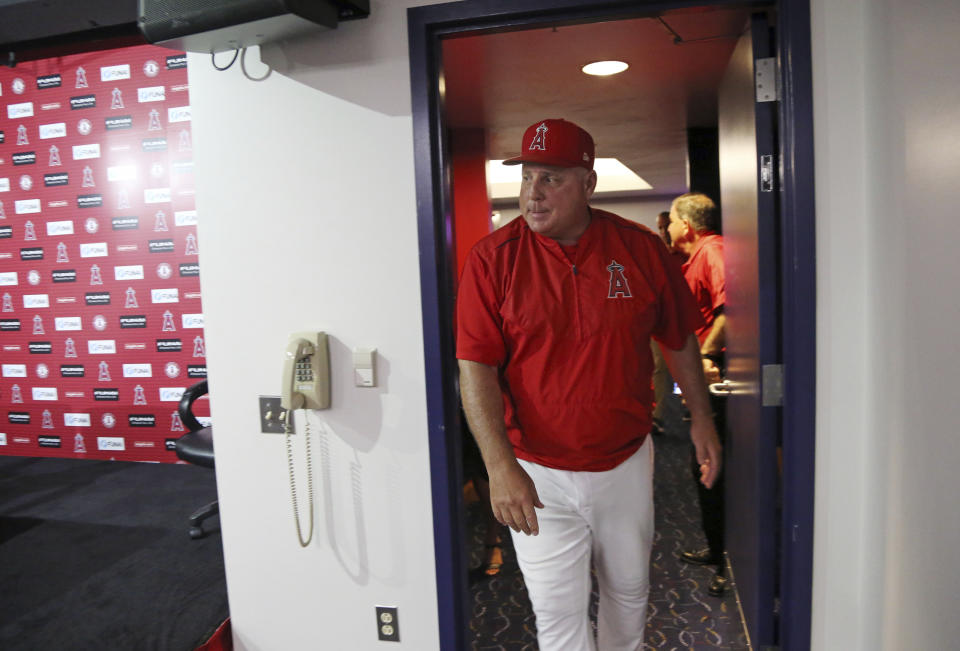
606,259 -> 633,298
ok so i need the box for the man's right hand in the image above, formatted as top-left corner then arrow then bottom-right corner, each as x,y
488,461 -> 544,536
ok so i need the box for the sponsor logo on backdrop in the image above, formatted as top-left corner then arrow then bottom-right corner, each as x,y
35,363 -> 50,378
20,248 -> 43,261
56,242 -> 69,263
37,74 -> 62,89
89,264 -> 104,285
85,292 -> 110,305
15,199 -> 41,214
166,55 -> 187,69
54,316 -> 82,331
156,338 -> 182,352
112,216 -> 139,231
123,363 -> 152,378
102,413 -> 116,428
101,64 -> 131,81
159,387 -> 185,402
82,166 -> 95,187
111,88 -> 124,109
85,218 -> 99,234
149,239 -> 174,253
60,364 -> 84,377
151,288 -> 178,303
164,361 -> 181,378
94,388 -> 119,401
8,412 -> 30,424
0,319 -> 20,331
138,86 -> 165,103
77,194 -> 103,208
11,78 -> 25,93
98,361 -> 112,381
0,226 -> 12,238
7,102 -> 33,118
144,188 -> 170,204
179,263 -> 199,277
77,118 -> 92,135
107,166 -> 136,183
33,315 -> 45,334
174,210 -> 197,226
40,102 -> 62,111
114,265 -> 144,280
2,364 -> 27,377
23,294 -> 49,308
92,314 -> 107,331
44,172 -> 69,187
17,124 -> 28,145
52,269 -> 77,283
80,242 -> 108,257
47,220 -> 74,236
104,114 -> 134,132
0,434 -> 5,446
168,106 -> 191,123
182,314 -> 204,329
32,387 -> 58,401
48,145 -> 62,166
156,263 -> 172,279
0,272 -> 18,285
142,137 -> 167,152
27,270 -> 40,285
187,365 -> 208,378
28,342 -> 52,355
120,315 -> 147,328
0,177 -> 8,192
12,151 -> 36,165
73,144 -> 100,160
193,336 -> 206,357
39,436 -> 61,448
64,413 -> 91,427
97,436 -> 125,451
73,434 -> 87,453
125,287 -> 139,308
19,174 -> 33,190
129,414 -> 155,427
39,123 -> 66,139
70,95 -> 96,110
144,60 -> 160,77
88,339 -> 116,354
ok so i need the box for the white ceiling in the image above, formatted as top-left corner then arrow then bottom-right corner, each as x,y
440,6 -> 757,197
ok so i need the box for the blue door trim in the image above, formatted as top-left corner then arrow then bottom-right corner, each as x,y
408,2 -> 816,649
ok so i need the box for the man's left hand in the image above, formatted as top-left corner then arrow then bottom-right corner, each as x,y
690,417 -> 722,488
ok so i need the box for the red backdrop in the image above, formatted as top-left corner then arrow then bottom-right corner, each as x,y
0,44 -> 207,462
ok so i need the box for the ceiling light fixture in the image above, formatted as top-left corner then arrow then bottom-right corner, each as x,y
581,60 -> 629,76
487,158 -> 652,199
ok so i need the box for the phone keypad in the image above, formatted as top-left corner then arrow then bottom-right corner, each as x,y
296,356 -> 314,383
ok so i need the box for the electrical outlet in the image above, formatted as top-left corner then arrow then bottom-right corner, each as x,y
258,396 -> 289,434
375,606 -> 399,642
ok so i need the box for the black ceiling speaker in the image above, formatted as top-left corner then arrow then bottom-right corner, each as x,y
137,0 -> 370,52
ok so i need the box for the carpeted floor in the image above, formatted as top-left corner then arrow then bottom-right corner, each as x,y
465,398 -> 750,650
0,456 -> 228,651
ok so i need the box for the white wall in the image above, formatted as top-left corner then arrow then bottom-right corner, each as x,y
188,2 -> 448,648
185,0 -> 960,648
811,0 -> 960,649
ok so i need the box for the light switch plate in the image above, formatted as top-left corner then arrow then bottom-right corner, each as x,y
258,395 -> 289,434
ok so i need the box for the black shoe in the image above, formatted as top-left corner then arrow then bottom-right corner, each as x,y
680,547 -> 721,566
708,572 -> 728,597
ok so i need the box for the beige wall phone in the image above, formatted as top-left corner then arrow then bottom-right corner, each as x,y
281,331 -> 330,547
281,331 -> 330,411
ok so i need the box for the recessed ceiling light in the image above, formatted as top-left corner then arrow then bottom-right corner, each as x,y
582,60 -> 629,76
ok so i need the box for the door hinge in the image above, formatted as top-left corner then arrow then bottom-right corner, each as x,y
755,57 -> 778,102
762,364 -> 783,407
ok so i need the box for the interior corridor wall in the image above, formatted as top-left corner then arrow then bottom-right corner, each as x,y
185,1 -> 452,648
811,0 -> 960,649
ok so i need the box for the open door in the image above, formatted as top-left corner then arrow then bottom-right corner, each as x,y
718,12 -> 781,648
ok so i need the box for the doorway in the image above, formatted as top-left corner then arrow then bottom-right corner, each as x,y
408,1 -> 816,649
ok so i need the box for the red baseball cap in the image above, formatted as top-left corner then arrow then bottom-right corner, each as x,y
503,118 -> 595,171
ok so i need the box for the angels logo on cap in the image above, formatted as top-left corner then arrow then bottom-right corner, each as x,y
503,118 -> 595,171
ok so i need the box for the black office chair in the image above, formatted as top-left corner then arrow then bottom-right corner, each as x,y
176,380 -> 218,539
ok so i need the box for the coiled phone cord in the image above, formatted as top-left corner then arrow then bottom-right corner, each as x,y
284,411 -> 314,547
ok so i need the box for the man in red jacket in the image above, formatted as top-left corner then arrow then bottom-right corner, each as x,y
456,118 -> 722,649
667,191 -> 729,596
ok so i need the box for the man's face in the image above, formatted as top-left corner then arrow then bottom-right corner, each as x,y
519,164 -> 596,244
657,214 -> 671,245
667,206 -> 689,249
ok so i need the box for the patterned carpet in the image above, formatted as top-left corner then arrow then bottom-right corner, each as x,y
465,400 -> 749,650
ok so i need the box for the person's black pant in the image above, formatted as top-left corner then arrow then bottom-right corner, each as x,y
690,390 -> 726,566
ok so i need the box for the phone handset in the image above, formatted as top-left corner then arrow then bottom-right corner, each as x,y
280,331 -> 330,548
281,331 -> 330,411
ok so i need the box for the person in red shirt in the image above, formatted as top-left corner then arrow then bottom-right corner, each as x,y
651,211 -> 687,434
667,191 -> 729,596
456,118 -> 722,649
